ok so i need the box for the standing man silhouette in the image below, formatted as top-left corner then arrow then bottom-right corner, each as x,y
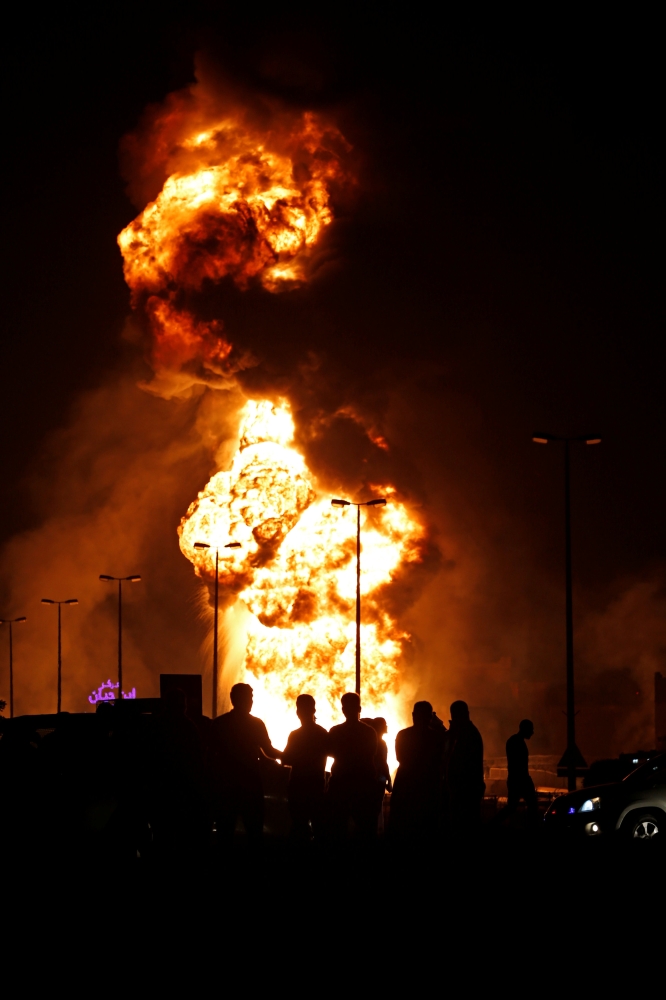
210,682 -> 282,846
282,694 -> 329,840
506,719 -> 537,814
390,701 -> 446,842
445,700 -> 485,835
327,692 -> 378,840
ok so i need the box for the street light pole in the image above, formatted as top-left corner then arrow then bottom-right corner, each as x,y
533,432 -> 601,791
99,575 -> 141,703
563,439 -> 575,786
41,599 -> 78,713
331,496 -> 387,695
194,541 -> 241,718
0,616 -> 27,718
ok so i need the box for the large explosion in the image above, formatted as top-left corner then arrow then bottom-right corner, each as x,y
118,82 -> 426,750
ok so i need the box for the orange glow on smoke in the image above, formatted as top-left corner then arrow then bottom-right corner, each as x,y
118,93 -> 424,753
118,109 -> 349,379
179,401 -> 426,753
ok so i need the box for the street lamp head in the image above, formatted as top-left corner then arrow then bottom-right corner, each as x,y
224,542 -> 242,548
41,598 -> 55,604
194,542 -> 210,549
127,575 -> 141,583
99,575 -> 114,582
15,616 -> 27,623
331,499 -> 350,507
365,498 -> 387,506
64,599 -> 78,605
533,432 -> 601,445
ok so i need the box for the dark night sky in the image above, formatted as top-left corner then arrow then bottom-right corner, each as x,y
0,6 -> 663,752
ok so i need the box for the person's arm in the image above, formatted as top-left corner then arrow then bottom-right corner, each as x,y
280,732 -> 295,766
258,721 -> 284,761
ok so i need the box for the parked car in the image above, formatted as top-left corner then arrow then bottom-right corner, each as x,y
544,753 -> 666,841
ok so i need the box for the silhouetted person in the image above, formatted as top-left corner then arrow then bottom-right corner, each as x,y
390,701 -> 446,842
445,700 -> 485,835
362,717 -> 393,831
210,682 -> 282,846
282,694 -> 329,840
506,719 -> 537,814
327,692 -> 378,840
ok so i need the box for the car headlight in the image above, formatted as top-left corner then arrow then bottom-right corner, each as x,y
579,796 -> 601,813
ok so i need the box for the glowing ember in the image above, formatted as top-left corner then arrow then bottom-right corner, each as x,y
179,400 -> 426,756
89,680 -> 136,705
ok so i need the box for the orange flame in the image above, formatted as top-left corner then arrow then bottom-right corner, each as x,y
118,106 -> 350,382
179,400 -> 426,753
118,90 -> 425,753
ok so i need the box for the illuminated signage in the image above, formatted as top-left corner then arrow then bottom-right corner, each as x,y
88,679 -> 136,705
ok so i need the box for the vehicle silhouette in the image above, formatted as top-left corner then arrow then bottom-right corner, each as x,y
544,753 -> 666,841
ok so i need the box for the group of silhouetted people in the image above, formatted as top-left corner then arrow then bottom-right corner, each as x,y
0,683 -> 539,857
207,684 -> 491,845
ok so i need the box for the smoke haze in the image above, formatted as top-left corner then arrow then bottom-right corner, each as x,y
1,13 -> 663,758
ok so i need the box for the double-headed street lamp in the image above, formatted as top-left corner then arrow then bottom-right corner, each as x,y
99,575 -> 141,704
533,432 -> 601,792
331,496 -> 387,695
41,598 -> 78,713
0,615 -> 27,718
194,541 -> 241,718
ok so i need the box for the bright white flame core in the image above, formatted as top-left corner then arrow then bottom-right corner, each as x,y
179,399 -> 425,766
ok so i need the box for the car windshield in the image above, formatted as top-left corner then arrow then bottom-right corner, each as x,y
623,753 -> 666,786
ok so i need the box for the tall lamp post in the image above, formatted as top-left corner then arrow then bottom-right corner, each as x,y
194,541 -> 241,718
99,575 -> 141,704
533,432 -> 601,791
41,598 -> 78,713
331,496 -> 387,695
0,615 -> 27,718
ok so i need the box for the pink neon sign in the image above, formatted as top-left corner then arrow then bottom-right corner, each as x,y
88,679 -> 136,705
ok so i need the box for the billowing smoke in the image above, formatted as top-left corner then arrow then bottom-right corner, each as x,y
114,63 -> 435,746
118,66 -> 353,399
0,365 -> 242,714
1,54 -> 661,761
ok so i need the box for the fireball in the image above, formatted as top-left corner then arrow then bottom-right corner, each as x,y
118,108 -> 350,380
119,91 -> 425,757
179,400 -> 425,756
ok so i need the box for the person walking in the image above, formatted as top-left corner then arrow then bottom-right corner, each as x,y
506,719 -> 537,814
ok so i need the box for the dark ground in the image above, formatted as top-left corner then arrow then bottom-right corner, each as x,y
9,825 -> 664,928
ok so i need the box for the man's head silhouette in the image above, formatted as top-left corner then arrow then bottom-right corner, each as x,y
413,701 -> 433,727
450,700 -> 470,723
374,717 -> 388,736
341,692 -> 361,720
519,719 -> 534,739
230,683 -> 253,714
296,693 -> 316,724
